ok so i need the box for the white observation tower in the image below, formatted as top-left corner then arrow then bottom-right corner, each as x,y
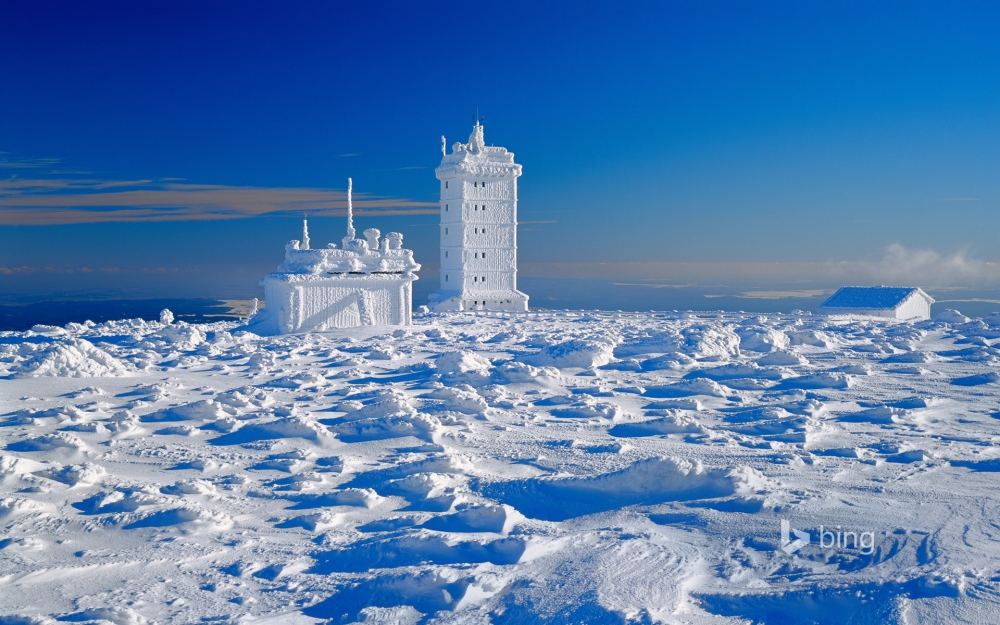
428,119 -> 529,312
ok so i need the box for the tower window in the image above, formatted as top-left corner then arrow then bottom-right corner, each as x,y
446,204 -> 448,211
445,181 -> 448,189
474,277 -> 478,282
445,251 -> 449,258
445,227 -> 449,235
483,252 -> 486,258
446,275 -> 449,282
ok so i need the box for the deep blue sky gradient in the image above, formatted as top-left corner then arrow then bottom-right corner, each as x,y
3,1 -> 1000,304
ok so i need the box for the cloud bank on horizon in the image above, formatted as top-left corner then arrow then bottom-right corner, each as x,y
0,171 -> 436,226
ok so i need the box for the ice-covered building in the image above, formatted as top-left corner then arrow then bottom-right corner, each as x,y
817,286 -> 934,321
249,179 -> 420,334
428,120 -> 529,312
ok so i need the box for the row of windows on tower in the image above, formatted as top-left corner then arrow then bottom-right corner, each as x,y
443,181 -> 488,189
443,275 -> 487,282
467,300 -> 513,307
444,251 -> 487,259
444,204 -> 488,212
444,227 -> 488,234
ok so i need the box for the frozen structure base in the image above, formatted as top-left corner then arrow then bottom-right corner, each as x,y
250,235 -> 419,334
249,180 -> 420,334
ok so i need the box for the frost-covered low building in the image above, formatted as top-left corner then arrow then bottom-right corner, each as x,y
817,286 -> 934,321
249,179 -> 420,334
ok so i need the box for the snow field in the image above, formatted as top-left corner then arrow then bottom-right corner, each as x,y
1,310 -> 1000,623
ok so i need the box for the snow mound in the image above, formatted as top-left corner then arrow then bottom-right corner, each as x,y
437,350 -> 492,375
209,416 -> 330,445
344,389 -> 418,419
35,463 -> 107,486
141,399 -> 228,423
51,607 -> 149,625
951,372 -> 1000,386
304,569 -> 472,622
738,326 -> 789,352
934,309 -> 970,324
122,505 -> 233,532
639,352 -> 696,371
11,339 -> 130,378
610,413 -> 707,437
616,324 -> 740,358
7,432 -> 86,453
549,397 -> 622,419
481,457 -> 748,521
685,362 -> 788,381
757,350 -> 808,366
773,371 -> 852,390
264,371 -> 328,389
787,328 -> 838,347
882,351 -> 937,363
436,351 -> 493,386
422,504 -> 522,534
838,406 -> 909,424
644,378 -> 732,398
290,488 -> 385,509
329,392 -> 438,442
148,323 -> 204,349
424,386 -> 489,415
523,338 -> 616,369
493,361 -> 559,383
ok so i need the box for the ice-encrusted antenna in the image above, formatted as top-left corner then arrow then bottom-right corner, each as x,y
302,215 -> 310,250
346,177 -> 355,241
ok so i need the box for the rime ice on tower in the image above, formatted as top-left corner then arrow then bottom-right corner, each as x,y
249,179 -> 420,334
428,120 -> 529,312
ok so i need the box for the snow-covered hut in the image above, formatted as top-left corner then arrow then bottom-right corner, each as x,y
249,179 -> 420,334
429,119 -> 529,312
817,286 -> 934,321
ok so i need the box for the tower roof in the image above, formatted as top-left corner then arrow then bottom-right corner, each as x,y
436,122 -> 521,179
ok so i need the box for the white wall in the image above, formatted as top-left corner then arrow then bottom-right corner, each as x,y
259,276 -> 412,334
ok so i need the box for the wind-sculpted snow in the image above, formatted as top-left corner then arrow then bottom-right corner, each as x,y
8,338 -> 131,378
2,309 -> 1000,622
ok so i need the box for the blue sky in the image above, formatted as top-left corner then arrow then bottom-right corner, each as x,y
3,1 -> 1000,303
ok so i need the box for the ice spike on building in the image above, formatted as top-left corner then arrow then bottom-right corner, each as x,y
249,178 -> 420,334
428,120 -> 529,312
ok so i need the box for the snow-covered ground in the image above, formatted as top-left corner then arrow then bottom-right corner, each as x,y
2,310 -> 1000,624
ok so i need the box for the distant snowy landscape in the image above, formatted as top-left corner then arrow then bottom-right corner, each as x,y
3,309 -> 1000,624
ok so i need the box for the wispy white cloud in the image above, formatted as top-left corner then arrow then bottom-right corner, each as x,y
829,243 -> 1000,286
0,156 -> 63,169
521,245 -> 1000,288
0,176 -> 437,225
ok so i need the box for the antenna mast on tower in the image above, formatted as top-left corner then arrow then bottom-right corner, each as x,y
346,178 -> 355,240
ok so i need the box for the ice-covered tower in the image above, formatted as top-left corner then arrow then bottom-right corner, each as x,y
428,120 -> 529,311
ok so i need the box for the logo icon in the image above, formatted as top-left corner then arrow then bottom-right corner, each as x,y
780,519 -> 810,554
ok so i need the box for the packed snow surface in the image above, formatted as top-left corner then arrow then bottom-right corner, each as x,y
3,310 -> 1000,623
